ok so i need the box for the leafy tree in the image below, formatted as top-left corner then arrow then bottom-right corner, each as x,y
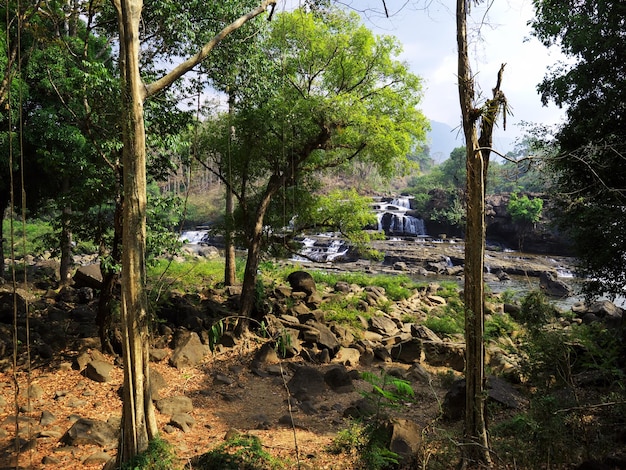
110,0 -> 277,463
508,192 -> 543,225
202,8 -> 428,325
530,0 -> 626,301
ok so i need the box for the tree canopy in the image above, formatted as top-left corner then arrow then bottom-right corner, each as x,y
531,0 -> 626,299
198,7 -> 429,319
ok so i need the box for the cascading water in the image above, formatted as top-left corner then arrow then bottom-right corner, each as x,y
373,196 -> 427,237
179,195 -> 427,263
292,236 -> 350,262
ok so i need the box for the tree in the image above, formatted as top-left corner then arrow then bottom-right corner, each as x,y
201,8 -> 428,326
530,0 -> 626,301
456,0 -> 508,466
198,16 -> 273,287
109,0 -> 277,464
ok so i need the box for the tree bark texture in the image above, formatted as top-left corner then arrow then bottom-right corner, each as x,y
456,0 -> 491,466
115,0 -> 158,463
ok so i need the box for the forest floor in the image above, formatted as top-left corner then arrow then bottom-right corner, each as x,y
0,333 -> 454,470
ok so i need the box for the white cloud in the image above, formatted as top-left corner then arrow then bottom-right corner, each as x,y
354,0 -> 567,144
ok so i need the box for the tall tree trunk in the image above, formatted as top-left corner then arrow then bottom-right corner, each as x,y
114,0 -> 158,464
97,194 -> 123,355
59,177 -> 73,285
0,196 -> 7,279
456,0 -> 491,466
224,90 -> 237,286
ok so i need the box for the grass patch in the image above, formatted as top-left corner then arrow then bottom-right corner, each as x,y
309,271 -> 421,301
2,218 -> 53,259
147,258 -> 226,296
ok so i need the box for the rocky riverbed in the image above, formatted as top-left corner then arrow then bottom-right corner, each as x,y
271,236 -> 579,301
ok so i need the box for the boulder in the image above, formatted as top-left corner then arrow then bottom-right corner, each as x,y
539,271 -> 572,297
324,365 -> 355,393
388,418 -> 421,463
287,366 -> 327,401
287,271 -> 316,295
169,332 -> 209,369
155,396 -> 193,416
61,418 -> 118,448
84,360 -> 115,383
72,263 -> 103,290
422,341 -> 465,372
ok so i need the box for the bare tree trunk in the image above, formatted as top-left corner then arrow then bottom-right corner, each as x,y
59,204 -> 73,285
0,195 -> 8,279
114,0 -> 158,463
456,0 -> 491,466
97,193 -> 123,355
109,0 -> 277,464
237,177 -> 283,332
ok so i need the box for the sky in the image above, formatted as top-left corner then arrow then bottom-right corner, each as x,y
335,0 -> 568,152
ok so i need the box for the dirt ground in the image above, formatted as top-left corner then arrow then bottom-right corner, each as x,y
0,337 -> 451,470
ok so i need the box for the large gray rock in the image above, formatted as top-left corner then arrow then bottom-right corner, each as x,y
369,315 -> 399,337
423,341 -> 465,372
287,366 -> 327,401
390,338 -> 422,363
169,331 -> 209,369
61,418 -> 118,448
539,271 -> 572,297
155,396 -> 193,416
73,263 -> 103,290
84,360 -> 115,383
388,418 -> 421,463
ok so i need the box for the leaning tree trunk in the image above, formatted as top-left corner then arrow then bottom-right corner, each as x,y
456,0 -> 491,466
114,0 -> 158,464
237,176 -> 283,333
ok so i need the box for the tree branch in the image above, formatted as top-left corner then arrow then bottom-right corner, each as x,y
144,0 -> 276,98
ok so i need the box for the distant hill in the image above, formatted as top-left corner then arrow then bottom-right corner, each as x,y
427,120 -> 464,163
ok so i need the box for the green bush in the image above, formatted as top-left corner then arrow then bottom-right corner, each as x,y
507,192 -> 543,225
424,315 -> 462,336
484,313 -> 518,340
518,290 -> 557,331
193,433 -> 284,470
122,437 -> 179,470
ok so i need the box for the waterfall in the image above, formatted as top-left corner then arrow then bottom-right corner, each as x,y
374,196 -> 427,237
292,237 -> 349,262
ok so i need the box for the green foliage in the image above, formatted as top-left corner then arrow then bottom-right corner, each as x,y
147,258 -> 224,300
360,369 -> 415,419
518,290 -> 557,331
309,271 -> 419,301
193,433 -> 284,470
424,314 -> 463,336
507,192 -> 543,225
121,437 -> 179,470
330,369 -> 414,470
484,313 -> 518,341
530,0 -> 626,299
1,218 -> 53,259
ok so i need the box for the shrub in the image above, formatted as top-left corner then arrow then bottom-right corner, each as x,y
193,433 -> 285,470
121,437 -> 179,470
507,192 -> 543,225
